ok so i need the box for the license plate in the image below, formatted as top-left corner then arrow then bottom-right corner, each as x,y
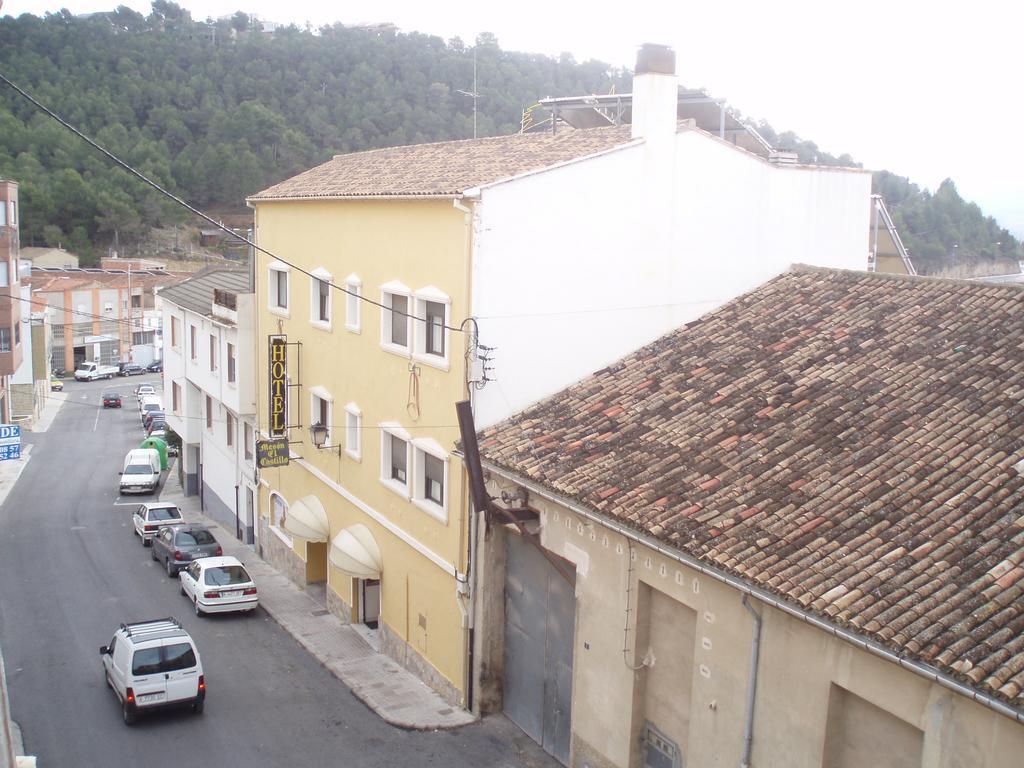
137,692 -> 165,704
223,590 -> 242,598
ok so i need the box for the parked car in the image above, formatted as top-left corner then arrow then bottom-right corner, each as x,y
119,363 -> 145,376
146,360 -> 163,373
179,556 -> 258,616
140,400 -> 163,424
143,410 -> 166,431
100,617 -> 205,725
102,392 -> 122,408
134,383 -> 156,398
75,361 -> 118,381
151,524 -> 222,577
50,377 -> 63,392
147,419 -> 166,436
132,502 -> 183,546
119,448 -> 162,495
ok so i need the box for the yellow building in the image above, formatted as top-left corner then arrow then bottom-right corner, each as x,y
248,129 -> 643,706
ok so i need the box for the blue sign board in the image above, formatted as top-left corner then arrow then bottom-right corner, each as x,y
0,424 -> 21,461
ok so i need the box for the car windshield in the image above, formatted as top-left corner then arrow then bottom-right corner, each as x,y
204,565 -> 251,586
124,464 -> 154,475
177,530 -> 215,546
103,393 -> 117,399
149,507 -> 180,521
143,404 -> 159,412
163,643 -> 197,671
131,647 -> 162,676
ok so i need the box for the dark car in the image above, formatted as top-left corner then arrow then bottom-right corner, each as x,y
103,392 -> 122,408
119,363 -> 145,376
151,524 -> 222,577
143,410 -> 166,430
147,420 -> 167,436
146,360 -> 163,373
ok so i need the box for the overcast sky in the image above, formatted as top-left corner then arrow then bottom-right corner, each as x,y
6,0 -> 1023,238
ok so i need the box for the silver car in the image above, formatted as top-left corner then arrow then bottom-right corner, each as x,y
151,524 -> 222,577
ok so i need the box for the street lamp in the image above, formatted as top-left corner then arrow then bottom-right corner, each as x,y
309,422 -> 341,455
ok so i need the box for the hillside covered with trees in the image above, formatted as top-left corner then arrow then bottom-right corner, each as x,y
0,2 -> 1019,275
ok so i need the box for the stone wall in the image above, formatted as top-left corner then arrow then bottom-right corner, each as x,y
257,516 -> 306,587
380,621 -> 462,708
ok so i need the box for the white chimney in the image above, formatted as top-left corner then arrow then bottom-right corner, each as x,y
631,43 -> 678,142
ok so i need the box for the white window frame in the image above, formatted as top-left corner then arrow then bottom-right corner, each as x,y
268,261 -> 290,317
226,342 -> 236,384
344,274 -> 362,333
310,267 -> 332,330
345,402 -> 361,461
379,422 -> 411,499
379,280 -> 411,356
413,286 -> 451,371
309,386 -> 333,447
270,492 -> 292,546
412,437 -> 449,523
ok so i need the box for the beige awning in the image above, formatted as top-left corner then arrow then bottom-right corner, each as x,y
282,495 -> 329,542
329,524 -> 382,580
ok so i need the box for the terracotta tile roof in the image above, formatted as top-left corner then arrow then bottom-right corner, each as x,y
28,270 -> 184,293
249,126 -> 635,200
479,266 -> 1024,709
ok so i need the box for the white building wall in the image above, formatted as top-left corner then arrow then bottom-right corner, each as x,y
471,130 -> 871,428
162,305 -> 192,443
199,397 -> 240,530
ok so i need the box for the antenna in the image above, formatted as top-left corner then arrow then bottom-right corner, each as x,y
457,47 -> 483,139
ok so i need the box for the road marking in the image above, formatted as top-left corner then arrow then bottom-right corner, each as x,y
70,525 -> 87,531
93,408 -> 99,431
112,501 -> 140,506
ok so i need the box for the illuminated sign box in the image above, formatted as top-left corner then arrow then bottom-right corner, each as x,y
268,335 -> 287,437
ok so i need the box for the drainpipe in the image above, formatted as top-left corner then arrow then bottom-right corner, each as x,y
740,595 -> 762,768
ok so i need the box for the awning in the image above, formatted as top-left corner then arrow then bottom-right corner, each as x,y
330,524 -> 382,580
283,495 -> 329,542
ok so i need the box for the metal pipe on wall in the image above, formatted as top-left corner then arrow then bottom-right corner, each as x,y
740,595 -> 762,768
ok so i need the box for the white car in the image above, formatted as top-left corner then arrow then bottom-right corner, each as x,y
132,502 -> 183,545
134,383 -> 156,399
100,617 -> 205,725
179,556 -> 258,616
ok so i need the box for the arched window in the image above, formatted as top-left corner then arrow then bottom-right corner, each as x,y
270,493 -> 291,545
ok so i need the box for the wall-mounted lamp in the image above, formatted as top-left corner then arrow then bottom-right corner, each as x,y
309,422 -> 341,455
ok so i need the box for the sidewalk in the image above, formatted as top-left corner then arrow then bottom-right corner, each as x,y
158,462 -> 475,731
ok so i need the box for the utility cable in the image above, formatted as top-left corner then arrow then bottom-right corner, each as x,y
0,71 -> 467,334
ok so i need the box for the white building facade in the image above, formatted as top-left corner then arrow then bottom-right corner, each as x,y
467,54 -> 872,427
160,269 -> 259,543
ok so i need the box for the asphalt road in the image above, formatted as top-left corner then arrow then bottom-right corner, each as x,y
0,376 -> 557,768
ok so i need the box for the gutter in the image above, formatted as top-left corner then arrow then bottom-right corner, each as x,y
479,459 -> 1024,726
740,596 -> 761,768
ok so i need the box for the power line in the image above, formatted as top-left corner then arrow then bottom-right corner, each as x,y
0,291 -> 155,330
0,71 -> 467,335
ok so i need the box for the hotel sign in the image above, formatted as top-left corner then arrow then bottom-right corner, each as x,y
268,335 -> 287,438
256,437 -> 289,469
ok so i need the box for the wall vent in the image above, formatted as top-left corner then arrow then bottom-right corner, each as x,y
642,722 -> 681,768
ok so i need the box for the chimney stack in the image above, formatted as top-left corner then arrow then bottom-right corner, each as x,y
631,43 -> 678,142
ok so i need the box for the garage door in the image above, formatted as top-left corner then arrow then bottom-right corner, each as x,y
503,532 -> 576,765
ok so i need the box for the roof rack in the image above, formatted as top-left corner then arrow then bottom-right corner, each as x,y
119,617 -> 182,638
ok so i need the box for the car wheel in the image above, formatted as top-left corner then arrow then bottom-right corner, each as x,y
194,597 -> 203,616
166,558 -> 176,578
192,699 -> 204,715
122,701 -> 136,725
150,546 -> 158,561
104,670 -> 111,689
179,582 -> 186,596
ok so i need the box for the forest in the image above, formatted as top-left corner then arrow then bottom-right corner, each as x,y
0,2 -> 1019,275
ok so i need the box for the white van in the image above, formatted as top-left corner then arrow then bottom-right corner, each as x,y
100,617 -> 205,724
119,448 -> 161,494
